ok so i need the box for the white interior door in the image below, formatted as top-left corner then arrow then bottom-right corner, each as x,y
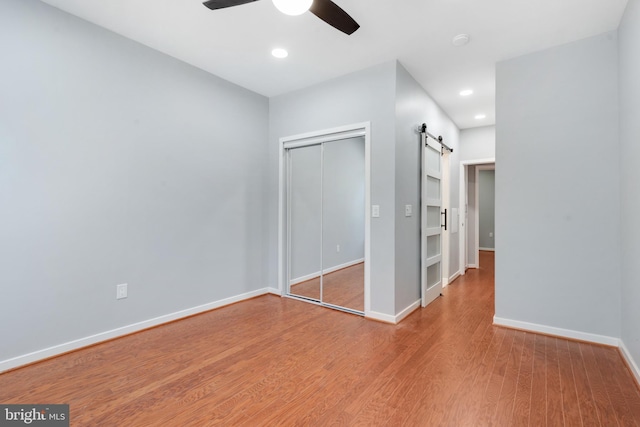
441,150 -> 450,286
421,135 -> 443,307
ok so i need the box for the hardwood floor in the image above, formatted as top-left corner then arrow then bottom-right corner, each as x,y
2,252 -> 639,426
290,263 -> 364,312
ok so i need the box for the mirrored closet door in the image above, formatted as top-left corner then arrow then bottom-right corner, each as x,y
288,144 -> 322,302
286,136 -> 365,315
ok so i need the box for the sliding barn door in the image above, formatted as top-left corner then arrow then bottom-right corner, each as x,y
421,135 -> 443,307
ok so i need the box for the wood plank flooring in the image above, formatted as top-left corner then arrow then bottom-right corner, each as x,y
1,252 -> 639,426
290,263 -> 364,312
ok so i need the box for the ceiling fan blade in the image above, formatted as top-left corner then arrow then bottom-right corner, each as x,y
203,0 -> 260,10
309,0 -> 360,35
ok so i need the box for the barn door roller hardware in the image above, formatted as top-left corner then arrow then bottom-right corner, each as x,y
419,123 -> 453,154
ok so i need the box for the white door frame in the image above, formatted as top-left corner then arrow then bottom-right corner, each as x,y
458,158 -> 495,275
277,122 -> 372,314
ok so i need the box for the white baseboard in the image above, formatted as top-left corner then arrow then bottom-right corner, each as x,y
449,270 -> 461,284
366,300 -> 420,325
396,300 -> 421,323
0,287 -> 273,374
289,258 -> 364,286
493,316 -> 619,347
442,271 -> 461,288
267,287 -> 281,295
467,264 -> 478,269
365,310 -> 396,324
619,340 -> 640,386
479,248 -> 495,252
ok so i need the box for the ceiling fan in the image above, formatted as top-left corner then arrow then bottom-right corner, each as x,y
202,0 -> 360,35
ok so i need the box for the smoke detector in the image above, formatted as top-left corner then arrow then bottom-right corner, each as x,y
452,34 -> 470,46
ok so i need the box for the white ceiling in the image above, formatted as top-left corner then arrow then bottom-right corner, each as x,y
40,0 -> 628,129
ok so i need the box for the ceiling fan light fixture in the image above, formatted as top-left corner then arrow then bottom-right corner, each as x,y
272,0 -> 313,16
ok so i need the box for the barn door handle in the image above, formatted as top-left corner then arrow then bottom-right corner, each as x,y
441,209 -> 447,231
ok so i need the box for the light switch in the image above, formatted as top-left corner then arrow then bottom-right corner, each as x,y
372,205 -> 380,218
405,204 -> 412,217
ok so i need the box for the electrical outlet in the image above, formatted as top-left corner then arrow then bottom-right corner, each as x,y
336,244 -> 340,253
405,204 -> 412,217
372,205 -> 380,218
116,283 -> 128,300
489,232 -> 494,238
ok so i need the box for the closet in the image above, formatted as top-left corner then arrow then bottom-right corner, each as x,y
285,135 -> 365,315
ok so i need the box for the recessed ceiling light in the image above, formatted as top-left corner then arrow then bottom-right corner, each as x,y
452,34 -> 470,46
271,48 -> 288,59
475,114 -> 487,120
460,89 -> 474,97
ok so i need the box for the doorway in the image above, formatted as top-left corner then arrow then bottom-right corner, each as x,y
476,165 -> 495,266
458,159 -> 496,275
278,123 -> 371,315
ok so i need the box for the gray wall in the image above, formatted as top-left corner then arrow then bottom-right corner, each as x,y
460,126 -> 496,162
478,170 -> 495,250
269,61 -> 398,315
0,0 -> 269,361
394,64 -> 460,312
619,0 -> 640,366
495,32 -> 621,337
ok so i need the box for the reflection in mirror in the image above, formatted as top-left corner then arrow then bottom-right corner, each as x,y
321,137 -> 365,312
288,144 -> 322,301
